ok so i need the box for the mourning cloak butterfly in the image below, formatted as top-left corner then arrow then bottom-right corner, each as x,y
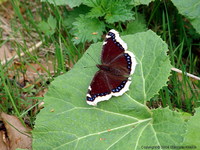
86,29 -> 137,106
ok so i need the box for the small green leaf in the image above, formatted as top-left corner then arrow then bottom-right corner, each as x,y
38,21 -> 51,36
85,0 -> 134,23
171,0 -> 200,34
32,30 -> 178,150
183,108 -> 200,148
38,15 -> 57,36
122,14 -> 147,35
41,0 -> 82,8
87,5 -> 105,18
71,15 -> 105,44
22,84 -> 35,93
63,5 -> 90,28
38,21 -> 48,32
48,15 -> 57,30
82,0 -> 100,7
104,1 -> 134,23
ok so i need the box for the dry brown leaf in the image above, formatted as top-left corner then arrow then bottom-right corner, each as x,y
0,112 -> 32,150
36,88 -> 48,97
23,61 -> 54,83
0,131 -> 8,150
7,60 -> 54,85
0,44 -> 16,62
0,1 -> 14,19
66,55 -> 78,69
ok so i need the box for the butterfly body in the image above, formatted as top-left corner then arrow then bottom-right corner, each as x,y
97,64 -> 128,77
86,29 -> 137,106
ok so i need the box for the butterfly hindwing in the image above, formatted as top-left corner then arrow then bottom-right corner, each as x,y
87,71 -> 131,106
87,71 -> 112,106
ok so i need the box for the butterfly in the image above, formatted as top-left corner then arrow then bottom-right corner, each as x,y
86,29 -> 137,106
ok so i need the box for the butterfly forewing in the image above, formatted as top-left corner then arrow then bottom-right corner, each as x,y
101,38 -> 125,64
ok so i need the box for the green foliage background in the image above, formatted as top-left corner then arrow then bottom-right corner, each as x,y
32,0 -> 200,149
39,0 -> 200,44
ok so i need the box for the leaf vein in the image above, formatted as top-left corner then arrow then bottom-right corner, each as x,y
54,118 -> 152,149
106,127 -> 135,150
134,121 -> 151,150
150,124 -> 163,150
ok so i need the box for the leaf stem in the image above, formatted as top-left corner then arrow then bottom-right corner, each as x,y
171,67 -> 200,81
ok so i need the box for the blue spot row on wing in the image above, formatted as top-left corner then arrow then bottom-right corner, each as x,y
87,79 -> 127,101
124,53 -> 132,70
108,31 -> 124,50
87,92 -> 110,101
108,32 -> 115,38
112,80 -> 127,93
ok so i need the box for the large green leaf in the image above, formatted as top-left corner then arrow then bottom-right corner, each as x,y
130,0 -> 154,6
183,108 -> 200,149
171,0 -> 200,34
32,30 -> 184,150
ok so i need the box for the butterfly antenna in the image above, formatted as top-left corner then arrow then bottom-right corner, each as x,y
83,53 -> 98,68
86,53 -> 98,64
83,66 -> 96,69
